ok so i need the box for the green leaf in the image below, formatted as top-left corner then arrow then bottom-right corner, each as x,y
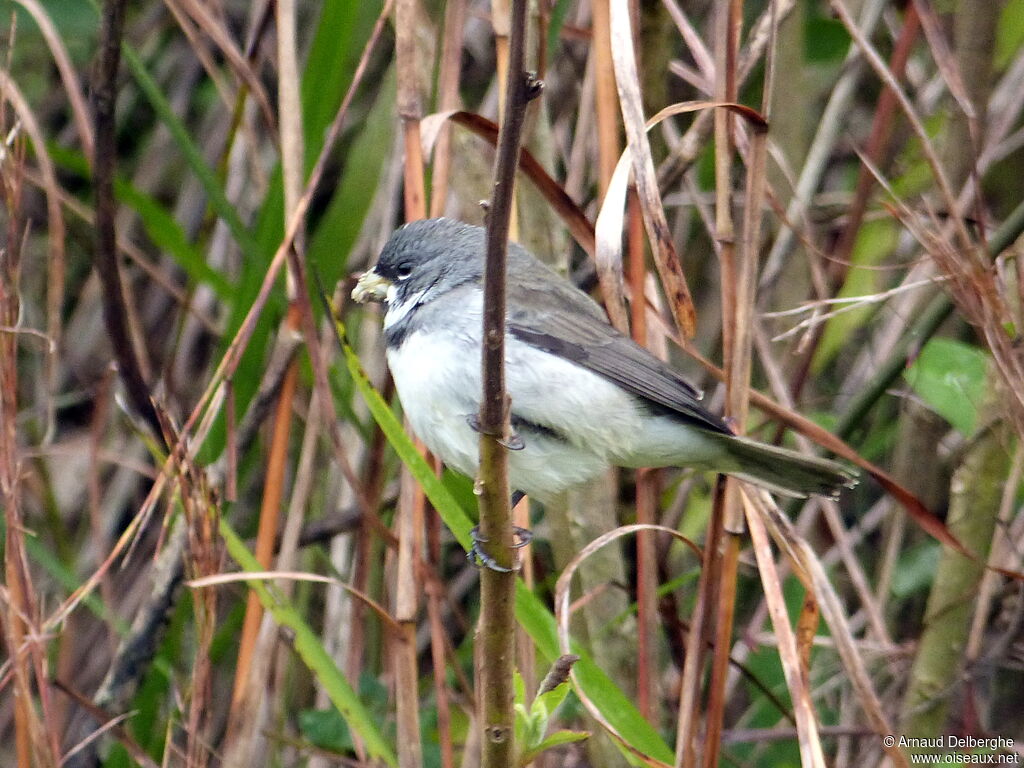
47,145 -> 232,297
300,708 -> 356,752
813,219 -> 897,372
299,675 -> 390,752
514,671 -> 527,704
307,66 -> 396,288
890,541 -> 940,598
996,0 -> 1024,69
121,44 -> 259,260
514,584 -> 675,764
903,338 -> 989,435
325,305 -> 475,551
219,518 -> 397,766
546,0 -> 576,60
513,671 -> 531,751
520,730 -> 590,765
533,681 -> 571,721
805,16 -> 851,63
203,1 -> 384,462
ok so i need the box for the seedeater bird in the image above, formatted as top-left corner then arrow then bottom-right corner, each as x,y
352,218 -> 855,503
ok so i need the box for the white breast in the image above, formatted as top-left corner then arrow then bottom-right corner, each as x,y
386,329 -> 482,481
385,318 -> 646,499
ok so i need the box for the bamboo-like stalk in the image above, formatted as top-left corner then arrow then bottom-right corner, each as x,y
227,0 -> 305,748
425,513 -> 456,768
477,2 -> 534,766
430,0 -> 466,218
674,511 -> 714,768
395,468 -> 426,768
226,310 -> 299,712
899,420 -> 1008,749
412,14 -> 457,730
628,191 -> 657,721
591,0 -> 619,195
395,1 -> 429,766
701,1 -> 745,766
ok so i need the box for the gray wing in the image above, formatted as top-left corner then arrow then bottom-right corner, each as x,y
506,280 -> 732,436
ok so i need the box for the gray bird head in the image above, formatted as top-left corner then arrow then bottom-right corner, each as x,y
352,218 -> 485,308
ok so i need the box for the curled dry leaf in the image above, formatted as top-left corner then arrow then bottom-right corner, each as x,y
595,100 -> 766,337
554,523 -> 701,765
608,0 -> 696,337
420,109 -> 595,256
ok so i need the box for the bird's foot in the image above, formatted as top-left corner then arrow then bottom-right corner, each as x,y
468,525 -> 533,572
465,414 -> 525,451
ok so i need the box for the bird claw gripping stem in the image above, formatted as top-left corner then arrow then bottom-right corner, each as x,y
468,525 -> 533,572
465,413 -> 525,451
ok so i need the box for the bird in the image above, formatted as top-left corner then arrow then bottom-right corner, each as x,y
352,217 -> 856,504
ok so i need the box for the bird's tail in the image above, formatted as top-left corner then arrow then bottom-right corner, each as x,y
711,434 -> 858,499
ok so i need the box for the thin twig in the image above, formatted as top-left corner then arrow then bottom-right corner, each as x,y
477,2 -> 534,766
91,0 -> 163,441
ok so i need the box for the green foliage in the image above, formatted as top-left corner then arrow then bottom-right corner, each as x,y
219,518 -> 398,766
904,338 -> 990,436
546,0 -> 576,61
328,308 -> 476,550
48,145 -> 232,297
208,0 -> 386,462
805,16 -> 850,63
307,66 -> 397,286
890,540 -> 941,599
996,0 -> 1024,70
513,672 -> 589,766
299,674 -> 392,752
814,219 -> 898,371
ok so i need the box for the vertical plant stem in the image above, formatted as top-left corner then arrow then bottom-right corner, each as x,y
430,0 -> 467,218
492,0 -> 510,114
591,0 -> 619,195
397,0 -> 427,222
628,191 -> 656,721
491,0 -> 518,238
91,0 -> 161,439
426,513 -> 456,768
899,421 -> 1008,749
395,469 -> 426,768
395,1 -> 428,766
1,141 -> 33,768
703,1 -> 745,766
228,314 -> 299,706
227,0 -> 305,747
676,481 -> 725,768
478,2 -> 532,766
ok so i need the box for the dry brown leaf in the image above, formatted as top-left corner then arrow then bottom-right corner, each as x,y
744,493 -> 827,768
608,0 -> 696,337
420,109 -> 596,256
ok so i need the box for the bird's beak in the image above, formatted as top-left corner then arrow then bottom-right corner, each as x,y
351,269 -> 391,304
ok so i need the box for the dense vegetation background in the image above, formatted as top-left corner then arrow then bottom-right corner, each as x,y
1,0 -> 1023,766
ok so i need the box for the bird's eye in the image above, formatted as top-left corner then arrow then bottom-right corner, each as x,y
396,263 -> 414,280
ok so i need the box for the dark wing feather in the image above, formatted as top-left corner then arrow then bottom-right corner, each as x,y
506,282 -> 731,435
